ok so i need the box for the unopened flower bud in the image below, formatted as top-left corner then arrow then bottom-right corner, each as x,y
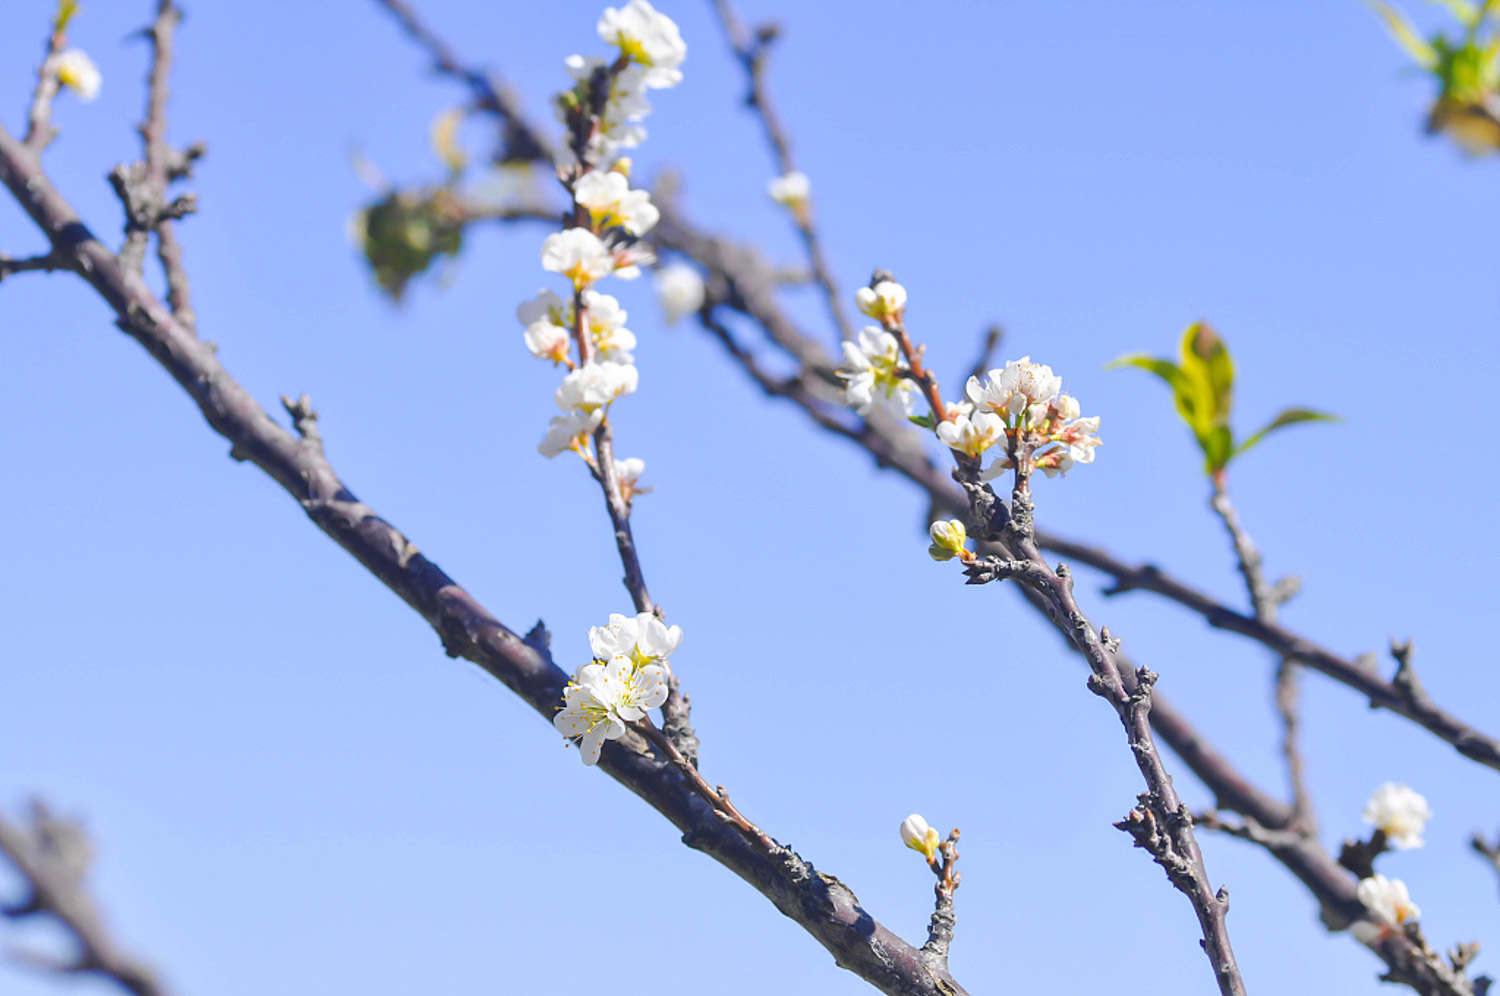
856,280 -> 908,322
928,520 -> 968,562
900,813 -> 941,860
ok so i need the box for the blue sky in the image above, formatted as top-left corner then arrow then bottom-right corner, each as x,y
3,1 -> 1499,994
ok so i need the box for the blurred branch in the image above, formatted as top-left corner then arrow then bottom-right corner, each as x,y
1209,476 -> 1314,833
710,0 -> 852,344
0,250 -> 67,280
134,0 -> 197,331
1472,831 -> 1500,897
22,13 -> 66,152
0,118 -> 967,996
0,800 -> 168,996
371,0 -> 556,165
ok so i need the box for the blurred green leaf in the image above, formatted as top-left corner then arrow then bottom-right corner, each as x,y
1370,1 -> 1440,68
1235,407 -> 1341,458
908,413 -> 937,429
1177,322 -> 1234,439
1202,425 -> 1235,474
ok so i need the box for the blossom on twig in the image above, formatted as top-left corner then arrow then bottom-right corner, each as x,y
52,49 -> 101,102
588,610 -> 682,668
542,228 -> 616,289
575,169 -> 660,236
855,280 -> 907,324
598,0 -> 687,89
555,361 -> 638,413
839,326 -> 917,417
900,813 -> 941,861
1362,783 -> 1431,850
553,655 -> 668,764
1350,875 -> 1421,945
768,170 -> 810,210
538,408 -> 605,458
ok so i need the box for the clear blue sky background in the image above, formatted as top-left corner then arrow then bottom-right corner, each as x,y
3,1 -> 1499,994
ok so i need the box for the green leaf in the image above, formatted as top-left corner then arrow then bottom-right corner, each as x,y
908,413 -> 937,429
1178,321 -> 1235,431
1234,407 -> 1340,458
1106,353 -> 1191,401
1369,1 -> 1441,68
1202,424 -> 1235,474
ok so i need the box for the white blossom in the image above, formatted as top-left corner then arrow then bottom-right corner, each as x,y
53,49 -> 101,101
899,814 -> 940,860
927,520 -> 968,562
613,457 -> 651,502
580,290 -> 636,361
654,263 -> 705,324
855,280 -> 907,323
542,228 -> 615,289
524,321 -> 572,365
936,409 -> 1005,458
840,325 -> 916,417
555,361 -> 638,413
767,170 -> 810,208
965,356 -> 1062,427
537,408 -> 604,458
1363,783 -> 1432,850
574,169 -> 660,236
553,655 -> 668,765
588,610 -> 682,666
598,1 -> 687,89
1351,875 -> 1421,945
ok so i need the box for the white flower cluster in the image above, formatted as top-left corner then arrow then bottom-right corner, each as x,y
556,1 -> 685,166
962,357 -> 1101,479
51,48 -> 101,102
553,611 -> 683,765
1347,784 -> 1431,946
529,3 -> 686,478
1362,782 -> 1431,850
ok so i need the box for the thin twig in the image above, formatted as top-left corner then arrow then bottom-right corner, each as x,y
711,0 -> 853,344
138,0 -> 196,331
0,801 -> 169,996
919,830 -> 960,968
1210,475 -> 1315,833
22,15 -> 66,152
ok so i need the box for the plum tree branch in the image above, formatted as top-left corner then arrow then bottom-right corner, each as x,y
0,118 -> 967,996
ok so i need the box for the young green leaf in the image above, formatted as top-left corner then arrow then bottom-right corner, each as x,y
1234,407 -> 1341,458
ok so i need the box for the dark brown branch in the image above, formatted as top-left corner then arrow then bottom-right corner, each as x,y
954,469 -> 1245,996
0,801 -> 168,996
1041,530 -> 1500,772
1209,476 -> 1315,833
710,0 -> 852,343
0,120 -> 965,996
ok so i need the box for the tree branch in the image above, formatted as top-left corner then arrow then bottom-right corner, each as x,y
0,801 -> 169,996
711,0 -> 853,344
1209,475 -> 1315,833
0,119 -> 966,996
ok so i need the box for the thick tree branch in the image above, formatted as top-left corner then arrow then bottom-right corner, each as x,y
0,121 -> 965,996
0,801 -> 168,996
